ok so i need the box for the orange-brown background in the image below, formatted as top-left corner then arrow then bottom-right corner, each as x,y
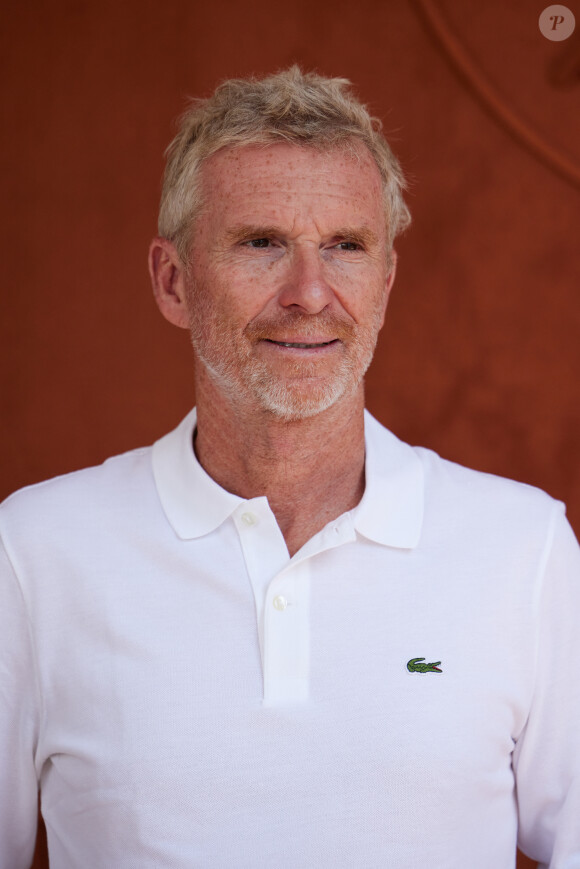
2,1 -> 579,867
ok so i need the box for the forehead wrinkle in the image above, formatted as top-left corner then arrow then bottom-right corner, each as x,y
200,143 -> 387,248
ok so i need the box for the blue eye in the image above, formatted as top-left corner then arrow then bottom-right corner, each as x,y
249,238 -> 271,248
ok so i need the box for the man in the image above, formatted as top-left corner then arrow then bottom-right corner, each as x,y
1,68 -> 579,868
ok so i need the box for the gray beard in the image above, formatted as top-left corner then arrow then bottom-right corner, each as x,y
188,301 -> 382,421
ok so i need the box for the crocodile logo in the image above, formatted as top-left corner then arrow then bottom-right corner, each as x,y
407,657 -> 442,673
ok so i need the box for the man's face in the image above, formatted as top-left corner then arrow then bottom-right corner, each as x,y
184,141 -> 395,420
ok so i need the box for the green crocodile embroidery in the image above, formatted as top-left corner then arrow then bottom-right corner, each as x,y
407,657 -> 442,673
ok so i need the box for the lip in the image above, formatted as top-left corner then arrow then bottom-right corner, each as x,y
262,338 -> 340,350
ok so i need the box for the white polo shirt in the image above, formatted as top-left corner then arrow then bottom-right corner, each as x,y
1,409 -> 579,868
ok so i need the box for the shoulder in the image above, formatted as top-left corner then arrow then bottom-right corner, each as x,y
410,447 -> 568,569
415,443 -> 560,525
0,446 -> 155,538
364,411 -> 563,541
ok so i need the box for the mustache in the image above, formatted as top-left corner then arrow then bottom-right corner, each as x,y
244,310 -> 355,342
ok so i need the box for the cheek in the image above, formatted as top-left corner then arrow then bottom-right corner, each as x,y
187,277 -> 255,340
214,263 -> 280,320
329,268 -> 388,324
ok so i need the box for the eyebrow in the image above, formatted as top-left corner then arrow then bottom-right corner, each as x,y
331,226 -> 380,248
223,225 -> 283,244
223,224 -> 381,247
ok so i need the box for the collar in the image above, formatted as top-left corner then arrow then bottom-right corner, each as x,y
152,407 -> 424,549
152,408 -> 244,539
352,410 -> 424,549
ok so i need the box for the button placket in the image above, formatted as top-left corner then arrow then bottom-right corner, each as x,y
233,500 -> 293,690
263,562 -> 310,705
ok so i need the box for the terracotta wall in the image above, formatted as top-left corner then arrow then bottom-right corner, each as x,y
3,1 -> 579,866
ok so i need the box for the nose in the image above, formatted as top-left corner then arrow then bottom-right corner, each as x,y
277,244 -> 335,314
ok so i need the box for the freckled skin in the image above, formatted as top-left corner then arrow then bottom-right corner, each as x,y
149,142 -> 397,555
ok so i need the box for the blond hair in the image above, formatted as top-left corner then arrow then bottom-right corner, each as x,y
159,66 -> 411,262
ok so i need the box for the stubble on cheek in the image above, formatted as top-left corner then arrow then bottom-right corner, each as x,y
183,274 -> 386,419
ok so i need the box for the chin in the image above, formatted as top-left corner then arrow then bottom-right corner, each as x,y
197,343 -> 373,421
250,373 -> 360,421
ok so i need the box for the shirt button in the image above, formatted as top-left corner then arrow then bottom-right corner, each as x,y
241,512 -> 257,526
273,595 -> 288,611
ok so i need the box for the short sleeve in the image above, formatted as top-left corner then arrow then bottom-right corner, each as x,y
513,504 -> 580,867
0,533 -> 41,869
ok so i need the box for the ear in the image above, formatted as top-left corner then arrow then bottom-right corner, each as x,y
378,249 -> 397,329
148,237 -> 190,329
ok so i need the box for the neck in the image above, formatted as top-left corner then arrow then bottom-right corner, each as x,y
194,369 -> 366,557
